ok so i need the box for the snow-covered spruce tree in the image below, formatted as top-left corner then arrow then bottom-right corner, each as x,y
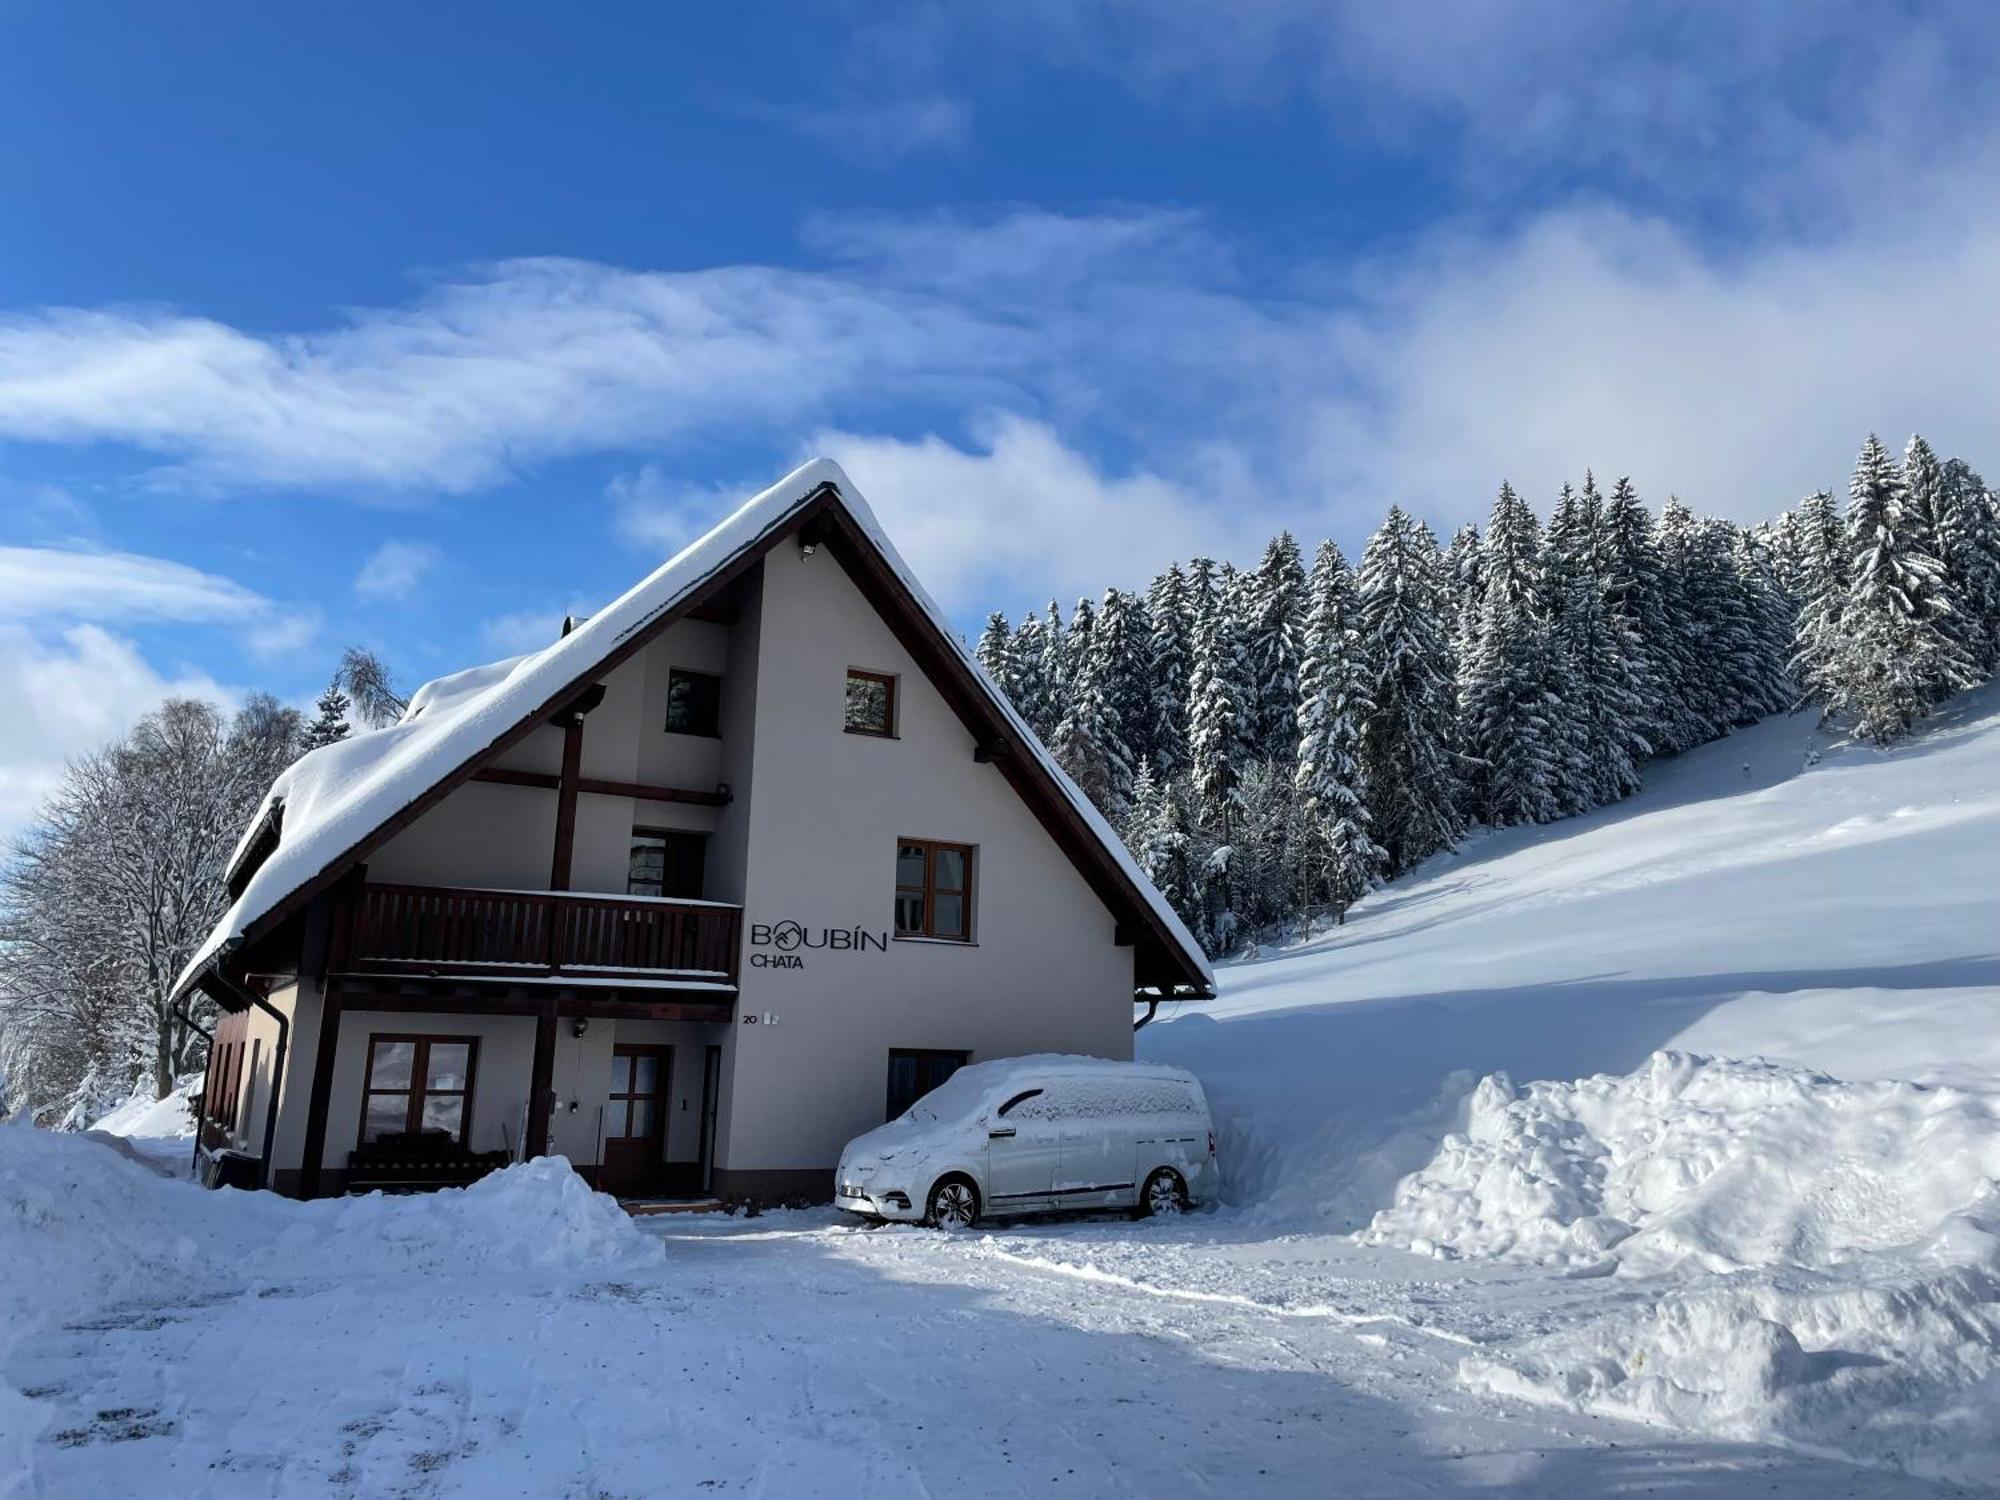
1050,618 -> 1135,820
1938,458 -> 2000,673
1293,540 -> 1383,922
1902,435 -> 1984,683
1120,763 -> 1196,928
1358,506 -> 1465,874
300,679 -> 353,752
1038,600 -> 1070,736
1243,531 -> 1307,770
1462,483 -> 1570,825
1787,490 -> 1848,711
1827,435 -> 1979,742
1596,476 -> 1670,752
1186,588 -> 1249,837
1145,563 -> 1194,780
1228,761 -> 1298,935
1008,611 -> 1055,742
974,612 -> 1016,696
1093,588 -> 1156,780
1653,497 -> 1724,749
1444,522 -> 1485,672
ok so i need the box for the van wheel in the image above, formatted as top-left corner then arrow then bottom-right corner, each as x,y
926,1177 -> 980,1230
1138,1168 -> 1189,1218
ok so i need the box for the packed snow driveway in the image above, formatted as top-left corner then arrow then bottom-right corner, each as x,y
2,1129 -> 1987,1499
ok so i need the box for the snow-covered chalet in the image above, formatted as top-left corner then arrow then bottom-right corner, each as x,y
173,461 -> 1213,1202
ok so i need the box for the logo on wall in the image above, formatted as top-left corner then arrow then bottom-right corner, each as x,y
747,921 -> 890,970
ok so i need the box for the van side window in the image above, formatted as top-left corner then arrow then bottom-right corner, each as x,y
996,1089 -> 1044,1119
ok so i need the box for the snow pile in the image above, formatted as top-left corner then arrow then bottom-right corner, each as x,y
1359,1050 -> 2000,1273
281,1156 -> 661,1276
90,1077 -> 198,1141
1357,1053 -> 2000,1479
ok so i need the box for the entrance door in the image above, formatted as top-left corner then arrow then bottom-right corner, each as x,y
697,1045 -> 722,1195
600,1045 -> 670,1197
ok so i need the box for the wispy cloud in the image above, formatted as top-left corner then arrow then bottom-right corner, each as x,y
354,539 -> 440,601
0,545 -> 267,624
756,92 -> 971,167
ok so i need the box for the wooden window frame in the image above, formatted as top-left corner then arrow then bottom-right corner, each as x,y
664,667 -> 723,738
886,1047 -> 970,1121
843,668 -> 898,738
357,1033 -> 481,1148
893,838 -> 974,942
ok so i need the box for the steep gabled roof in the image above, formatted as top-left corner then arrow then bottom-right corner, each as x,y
178,459 -> 1213,1004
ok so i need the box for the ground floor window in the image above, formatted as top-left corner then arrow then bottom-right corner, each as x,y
360,1034 -> 478,1145
886,1048 -> 969,1121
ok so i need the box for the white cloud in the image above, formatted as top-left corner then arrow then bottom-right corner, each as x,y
480,605 -> 589,656
245,608 -> 323,660
0,625 -> 232,842
806,416 -> 1260,612
0,545 -> 266,624
354,539 -> 440,601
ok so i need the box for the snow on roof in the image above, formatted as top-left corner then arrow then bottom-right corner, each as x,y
179,459 -> 1212,1000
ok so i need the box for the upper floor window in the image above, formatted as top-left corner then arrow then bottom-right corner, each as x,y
844,668 -> 896,737
895,838 -> 972,941
665,668 -> 721,737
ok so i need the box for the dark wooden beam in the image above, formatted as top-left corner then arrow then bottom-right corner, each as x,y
523,1001 -> 558,1159
548,716 -> 583,892
326,976 -> 733,1022
295,986 -> 343,1199
471,767 -> 730,807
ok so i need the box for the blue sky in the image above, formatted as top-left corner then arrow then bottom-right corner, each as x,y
4,1 -> 2000,834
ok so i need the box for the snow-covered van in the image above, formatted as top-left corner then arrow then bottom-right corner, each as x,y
835,1055 -> 1217,1226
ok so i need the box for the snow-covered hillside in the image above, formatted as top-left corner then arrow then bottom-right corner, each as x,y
1144,682 -> 2000,1478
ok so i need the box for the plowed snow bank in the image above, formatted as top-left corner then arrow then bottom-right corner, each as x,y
1359,1053 -> 2000,1479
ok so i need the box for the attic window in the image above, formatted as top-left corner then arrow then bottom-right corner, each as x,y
665,669 -> 721,737
844,669 -> 896,737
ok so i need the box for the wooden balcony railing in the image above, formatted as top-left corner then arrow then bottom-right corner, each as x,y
338,883 -> 741,986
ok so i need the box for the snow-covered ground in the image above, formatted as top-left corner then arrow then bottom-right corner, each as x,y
7,685 -> 1998,1496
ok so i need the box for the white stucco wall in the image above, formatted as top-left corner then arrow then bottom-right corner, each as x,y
718,544 -> 1135,1178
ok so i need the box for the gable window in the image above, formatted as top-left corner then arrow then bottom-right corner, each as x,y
887,1048 -> 969,1120
665,668 -> 721,737
844,668 -> 896,737
894,838 -> 973,941
628,827 -> 707,900
360,1034 -> 478,1146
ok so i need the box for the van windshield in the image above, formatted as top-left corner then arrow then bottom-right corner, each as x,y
901,1068 -> 1002,1124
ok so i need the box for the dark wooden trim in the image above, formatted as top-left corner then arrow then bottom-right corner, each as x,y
894,837 -> 973,942
296,986 -> 344,1199
471,766 -> 732,806
524,1002 -> 558,1159
326,981 -> 734,1022
226,801 -> 284,899
356,1032 -> 481,1149
549,716 -> 583,892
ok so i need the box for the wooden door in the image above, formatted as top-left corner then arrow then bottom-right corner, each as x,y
600,1045 -> 670,1196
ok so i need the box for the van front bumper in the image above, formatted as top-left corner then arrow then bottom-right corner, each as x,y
835,1186 -> 922,1222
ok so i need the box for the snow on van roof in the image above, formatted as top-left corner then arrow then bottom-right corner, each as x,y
178,459 -> 1213,1001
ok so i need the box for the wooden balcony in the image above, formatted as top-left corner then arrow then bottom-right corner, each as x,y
336,883 -> 741,988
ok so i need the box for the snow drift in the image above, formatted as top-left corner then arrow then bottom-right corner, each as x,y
1360,1052 -> 2000,1480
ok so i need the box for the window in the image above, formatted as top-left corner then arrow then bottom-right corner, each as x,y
360,1034 -> 478,1146
844,668 -> 896,737
996,1088 -> 1044,1119
894,838 -> 973,941
628,827 -> 707,899
887,1048 -> 969,1121
665,668 -> 721,737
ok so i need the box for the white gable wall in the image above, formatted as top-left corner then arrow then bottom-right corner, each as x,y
716,544 -> 1134,1190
